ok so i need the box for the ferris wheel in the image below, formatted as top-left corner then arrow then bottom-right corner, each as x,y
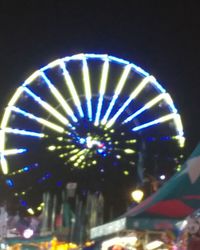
0,53 -> 185,212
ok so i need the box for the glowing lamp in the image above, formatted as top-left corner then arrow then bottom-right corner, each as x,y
131,189 -> 144,203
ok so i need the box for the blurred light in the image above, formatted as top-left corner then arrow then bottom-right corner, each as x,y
123,171 -> 129,176
176,220 -> 187,231
176,164 -> 181,172
27,208 -> 35,215
48,145 -> 56,151
0,243 -> 7,249
23,228 -> 34,239
124,148 -> 135,154
102,236 -> 137,250
85,241 -> 94,247
131,189 -> 144,203
146,240 -> 163,250
20,200 -> 27,207
23,166 -> 29,172
159,175 -> 166,180
56,181 -> 62,187
116,155 -> 121,159
6,179 -> 14,187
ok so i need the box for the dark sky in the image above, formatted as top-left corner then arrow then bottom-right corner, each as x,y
0,1 -> 200,155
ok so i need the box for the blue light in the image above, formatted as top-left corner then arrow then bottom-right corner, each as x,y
108,56 -> 129,66
3,128 -> 44,138
56,181 -> 62,187
38,172 -> 52,183
108,56 -> 149,77
160,136 -> 171,141
97,149 -> 104,154
20,200 -> 27,207
6,179 -> 14,187
23,166 -> 29,172
132,119 -> 160,131
123,105 -> 148,124
153,79 -> 166,93
146,137 -> 156,142
79,138 -> 86,144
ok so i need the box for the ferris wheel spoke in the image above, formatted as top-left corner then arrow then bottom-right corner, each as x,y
101,64 -> 132,125
60,61 -> 84,118
1,148 -> 27,156
23,87 -> 70,126
94,58 -> 109,126
40,71 -> 78,123
9,106 -> 65,133
9,163 -> 39,176
123,93 -> 168,124
0,154 -> 8,174
106,75 -> 157,128
2,127 -> 45,138
82,57 -> 92,121
1,148 -> 27,174
132,113 -> 178,132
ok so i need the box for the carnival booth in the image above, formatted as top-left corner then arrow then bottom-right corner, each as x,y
90,143 -> 200,249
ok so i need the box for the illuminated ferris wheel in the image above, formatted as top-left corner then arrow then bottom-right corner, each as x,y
0,53 -> 185,210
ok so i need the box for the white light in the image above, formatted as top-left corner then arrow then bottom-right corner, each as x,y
176,220 -> 188,231
160,175 -> 166,180
0,243 -> 7,249
146,240 -> 163,250
101,236 -> 137,250
23,228 -> 34,239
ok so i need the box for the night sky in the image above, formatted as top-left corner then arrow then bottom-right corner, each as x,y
0,1 -> 200,157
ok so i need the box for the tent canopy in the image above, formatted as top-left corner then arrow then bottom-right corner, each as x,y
90,143 -> 200,240
124,143 -> 200,219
